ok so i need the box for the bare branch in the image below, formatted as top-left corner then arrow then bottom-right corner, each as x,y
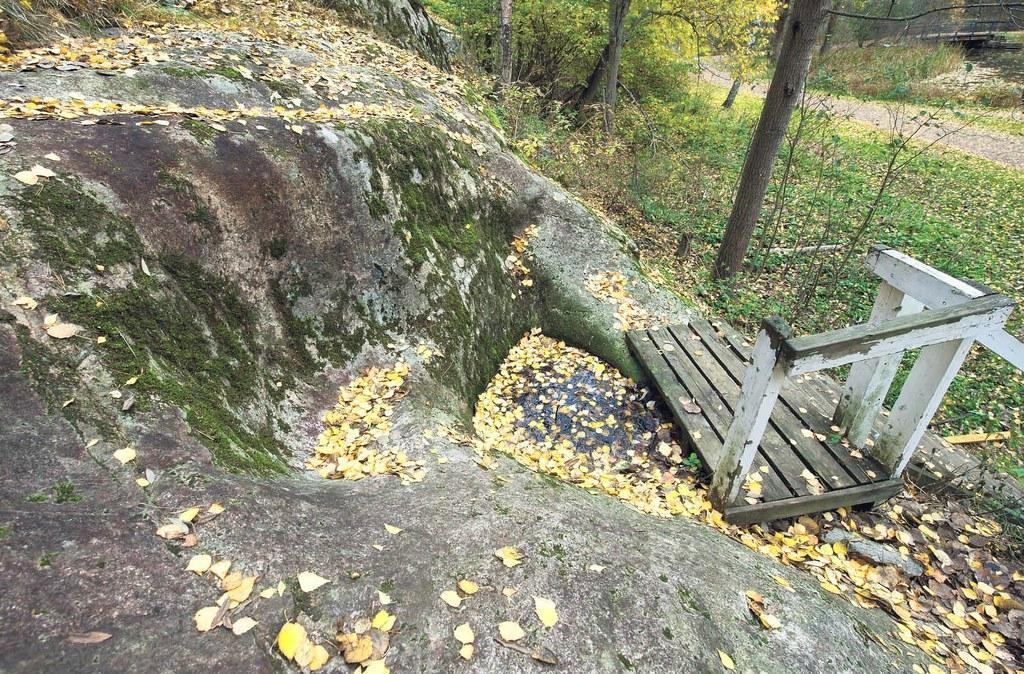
829,2 -> 1024,22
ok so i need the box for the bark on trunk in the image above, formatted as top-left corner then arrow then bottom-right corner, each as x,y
818,11 -> 837,58
498,0 -> 513,93
713,0 -> 831,280
722,79 -> 742,108
769,4 -> 790,64
603,0 -> 631,134
575,42 -> 610,110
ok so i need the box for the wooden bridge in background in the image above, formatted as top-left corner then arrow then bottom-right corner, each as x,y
907,20 -> 1022,48
628,246 -> 1023,524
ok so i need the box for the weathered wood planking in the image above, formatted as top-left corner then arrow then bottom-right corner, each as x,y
710,316 -> 961,481
628,318 -> 908,523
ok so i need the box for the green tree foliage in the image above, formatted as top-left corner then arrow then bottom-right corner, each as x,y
426,0 -> 778,102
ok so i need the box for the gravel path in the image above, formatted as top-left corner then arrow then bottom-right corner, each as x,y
705,67 -> 1024,171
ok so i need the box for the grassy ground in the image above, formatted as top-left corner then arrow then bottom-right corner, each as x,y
492,81 -> 1023,477
809,43 -> 1022,109
804,42 -> 1024,137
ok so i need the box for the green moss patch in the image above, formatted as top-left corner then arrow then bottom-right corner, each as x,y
15,178 -> 143,275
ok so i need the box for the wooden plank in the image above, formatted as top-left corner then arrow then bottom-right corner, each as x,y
866,246 -> 1024,370
875,338 -> 976,477
711,328 -> 786,509
627,331 -> 725,468
646,327 -> 793,502
780,295 -> 1015,375
696,317 -> 890,482
680,321 -> 864,489
723,479 -> 905,525
944,431 -> 1012,445
834,281 -> 923,447
663,324 -> 818,498
773,376 -> 883,483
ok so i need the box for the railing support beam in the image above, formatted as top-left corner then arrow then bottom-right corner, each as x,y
874,338 -> 976,477
710,321 -> 788,510
834,281 -> 923,447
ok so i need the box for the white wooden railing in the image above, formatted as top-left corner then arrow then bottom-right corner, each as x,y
710,246 -> 1021,509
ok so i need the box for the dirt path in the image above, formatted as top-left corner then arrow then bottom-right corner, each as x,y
704,67 -> 1024,171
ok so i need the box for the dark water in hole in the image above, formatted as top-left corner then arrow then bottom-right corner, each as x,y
515,364 -> 670,462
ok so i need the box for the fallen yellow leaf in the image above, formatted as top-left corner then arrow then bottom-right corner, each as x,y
454,623 -> 474,644
112,447 -> 136,464
178,507 -> 201,523
533,596 -> 558,627
494,546 -> 524,568
363,660 -> 389,674
718,649 -> 735,671
297,571 -> 330,592
457,579 -> 479,595
384,524 -> 402,535
194,606 -> 221,632
338,633 -> 373,663
227,576 -> 256,603
209,559 -> 231,579
277,622 -> 307,660
186,554 -> 212,574
231,616 -> 258,635
440,590 -> 462,608
497,621 -> 525,642
371,610 -> 396,631
459,644 -> 474,660
308,644 -> 330,670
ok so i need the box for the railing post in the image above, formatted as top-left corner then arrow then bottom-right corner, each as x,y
833,281 -> 923,446
874,337 -> 975,477
710,318 -> 789,510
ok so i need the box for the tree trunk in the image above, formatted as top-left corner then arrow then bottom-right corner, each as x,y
575,42 -> 610,110
713,0 -> 831,280
818,11 -> 837,58
722,78 -> 742,108
498,0 -> 513,93
769,3 -> 790,64
603,0 -> 631,134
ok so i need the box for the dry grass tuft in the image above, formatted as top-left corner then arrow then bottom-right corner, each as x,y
0,0 -> 145,51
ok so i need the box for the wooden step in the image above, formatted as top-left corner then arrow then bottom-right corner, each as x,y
627,319 -> 905,524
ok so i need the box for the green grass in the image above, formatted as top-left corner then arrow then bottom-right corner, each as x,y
514,80 -> 1023,472
810,43 -> 965,100
806,44 -> 1024,135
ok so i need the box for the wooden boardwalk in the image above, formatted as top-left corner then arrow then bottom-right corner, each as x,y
628,317 -> 905,524
626,247 -> 1020,525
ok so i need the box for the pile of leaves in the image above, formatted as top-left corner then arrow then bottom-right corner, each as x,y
474,329 -> 690,517
584,271 -> 652,331
474,331 -> 1024,673
0,0 -> 492,153
307,360 -> 426,483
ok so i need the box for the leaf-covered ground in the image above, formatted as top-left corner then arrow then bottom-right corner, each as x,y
520,81 -> 1024,475
473,327 -> 1024,674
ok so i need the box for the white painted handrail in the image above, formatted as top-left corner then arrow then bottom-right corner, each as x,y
866,246 -> 1024,370
709,247 -> 1019,511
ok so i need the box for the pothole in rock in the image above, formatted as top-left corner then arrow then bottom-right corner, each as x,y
474,330 -> 704,516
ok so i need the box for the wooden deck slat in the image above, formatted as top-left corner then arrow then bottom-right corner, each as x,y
628,331 -> 725,465
642,328 -> 793,502
670,322 -> 859,492
650,326 -> 804,500
692,318 -> 882,483
721,479 -> 905,525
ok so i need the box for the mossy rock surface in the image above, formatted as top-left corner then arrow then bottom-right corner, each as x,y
0,4 -> 931,672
